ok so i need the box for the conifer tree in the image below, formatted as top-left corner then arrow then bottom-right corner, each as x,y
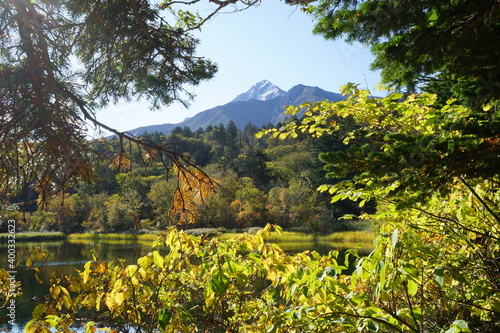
0,0 -> 257,208
310,0 -> 500,106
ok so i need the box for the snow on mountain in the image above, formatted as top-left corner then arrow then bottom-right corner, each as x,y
231,80 -> 285,102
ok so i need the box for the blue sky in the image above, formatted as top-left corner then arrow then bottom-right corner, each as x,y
94,1 -> 382,133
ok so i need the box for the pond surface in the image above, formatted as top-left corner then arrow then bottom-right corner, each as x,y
0,237 -> 373,332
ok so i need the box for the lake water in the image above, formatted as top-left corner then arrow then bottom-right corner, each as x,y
0,237 -> 373,332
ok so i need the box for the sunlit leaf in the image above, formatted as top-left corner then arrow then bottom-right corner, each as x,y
210,270 -> 230,295
407,279 -> 418,296
152,251 -> 164,269
391,228 -> 399,249
434,267 -> 445,288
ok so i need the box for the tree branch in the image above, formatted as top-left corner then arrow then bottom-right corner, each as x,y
458,175 -> 500,225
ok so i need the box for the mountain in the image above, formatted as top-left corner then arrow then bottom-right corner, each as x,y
127,81 -> 345,136
231,80 -> 285,102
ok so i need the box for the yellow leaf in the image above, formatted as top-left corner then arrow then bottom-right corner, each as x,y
83,261 -> 91,283
51,285 -> 61,298
98,262 -> 107,273
205,292 -> 215,308
60,286 -> 70,298
37,251 -> 47,261
152,251 -> 164,269
105,294 -> 115,311
85,321 -> 96,333
25,319 -> 36,333
125,265 -> 138,278
114,292 -> 125,306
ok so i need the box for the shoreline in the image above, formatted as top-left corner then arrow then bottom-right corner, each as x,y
0,229 -> 375,244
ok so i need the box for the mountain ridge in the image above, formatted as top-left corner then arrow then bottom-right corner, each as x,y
127,82 -> 345,136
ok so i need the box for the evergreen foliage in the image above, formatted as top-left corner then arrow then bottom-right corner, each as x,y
0,0 -> 254,209
310,0 -> 500,106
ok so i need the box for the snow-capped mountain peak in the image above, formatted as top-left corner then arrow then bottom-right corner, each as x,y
232,80 -> 285,102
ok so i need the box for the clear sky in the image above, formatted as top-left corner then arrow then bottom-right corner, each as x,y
94,1 -> 382,133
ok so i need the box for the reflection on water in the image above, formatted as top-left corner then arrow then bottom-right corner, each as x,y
0,239 -> 162,333
277,241 -> 373,256
0,237 -> 373,332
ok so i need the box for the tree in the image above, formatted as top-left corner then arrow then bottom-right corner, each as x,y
105,194 -> 135,232
265,142 -> 317,184
270,85 -> 500,210
310,0 -> 500,106
224,120 -> 241,160
233,147 -> 271,186
260,86 -> 500,331
166,133 -> 213,166
193,165 -> 239,227
267,178 -> 319,229
148,180 -> 177,227
0,0 -> 256,210
241,123 -> 262,148
116,172 -> 153,229
46,193 -> 87,233
230,177 -> 266,228
82,193 -> 109,232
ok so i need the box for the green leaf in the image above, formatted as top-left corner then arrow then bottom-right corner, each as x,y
248,252 -> 261,263
45,315 -> 61,329
293,308 -> 302,320
451,320 -> 470,331
222,259 -> 243,274
158,308 -> 173,330
367,320 -> 380,332
210,270 -> 230,295
427,8 -> 439,22
433,267 -> 445,288
402,264 -> 419,279
331,194 -> 344,203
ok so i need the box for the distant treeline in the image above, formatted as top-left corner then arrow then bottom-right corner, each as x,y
1,120 -> 370,234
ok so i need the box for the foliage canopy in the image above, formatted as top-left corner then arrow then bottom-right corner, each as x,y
257,85 -> 500,331
310,0 -> 500,105
0,0 -> 257,207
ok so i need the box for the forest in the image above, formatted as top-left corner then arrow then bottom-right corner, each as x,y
1,0 -> 500,332
1,120 -> 368,233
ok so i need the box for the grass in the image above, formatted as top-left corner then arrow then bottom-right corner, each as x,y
216,230 -> 376,255
0,231 -> 66,242
218,230 -> 376,243
68,233 -> 160,242
323,230 -> 376,243
2,229 -> 375,249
